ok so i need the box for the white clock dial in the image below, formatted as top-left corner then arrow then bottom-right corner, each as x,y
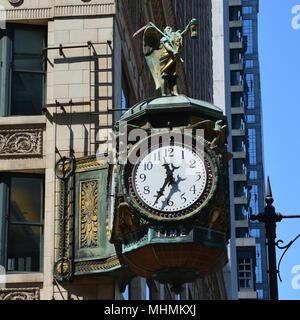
133,145 -> 207,212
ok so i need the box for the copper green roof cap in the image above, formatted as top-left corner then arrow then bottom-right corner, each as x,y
118,95 -> 225,124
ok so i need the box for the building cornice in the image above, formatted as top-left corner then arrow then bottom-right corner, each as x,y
4,2 -> 115,21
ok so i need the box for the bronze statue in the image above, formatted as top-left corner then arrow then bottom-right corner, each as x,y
137,19 -> 198,96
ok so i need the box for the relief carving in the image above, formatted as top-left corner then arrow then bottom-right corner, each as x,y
0,287 -> 39,300
0,128 -> 42,157
79,179 -> 99,248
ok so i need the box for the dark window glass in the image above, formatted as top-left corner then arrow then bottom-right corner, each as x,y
236,227 -> 249,238
5,175 -> 44,272
10,177 -> 43,223
0,25 -> 46,116
235,204 -> 248,221
7,225 -> 42,272
14,28 -> 45,71
11,72 -> 44,116
11,26 -> 46,116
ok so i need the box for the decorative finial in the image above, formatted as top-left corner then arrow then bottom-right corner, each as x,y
266,176 -> 274,205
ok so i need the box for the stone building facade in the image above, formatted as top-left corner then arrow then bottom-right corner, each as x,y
0,0 -> 232,300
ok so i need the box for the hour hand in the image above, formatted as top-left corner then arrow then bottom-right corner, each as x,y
153,178 -> 169,205
153,163 -> 180,206
153,164 -> 172,205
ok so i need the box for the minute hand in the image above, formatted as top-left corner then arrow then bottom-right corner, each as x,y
161,175 -> 186,210
153,163 -> 179,205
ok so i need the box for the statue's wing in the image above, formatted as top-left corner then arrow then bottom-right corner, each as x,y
143,25 -> 162,90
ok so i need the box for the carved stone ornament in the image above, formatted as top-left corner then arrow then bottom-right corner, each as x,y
0,287 -> 40,300
0,128 -> 42,157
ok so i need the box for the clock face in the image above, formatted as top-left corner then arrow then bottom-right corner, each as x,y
126,142 -> 216,220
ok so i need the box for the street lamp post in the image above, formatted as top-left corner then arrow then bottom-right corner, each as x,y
250,177 -> 300,300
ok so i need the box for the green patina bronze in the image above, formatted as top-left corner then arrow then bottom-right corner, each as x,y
111,94 -> 231,291
142,19 -> 198,96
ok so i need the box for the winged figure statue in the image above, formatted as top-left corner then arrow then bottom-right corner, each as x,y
136,19 -> 197,96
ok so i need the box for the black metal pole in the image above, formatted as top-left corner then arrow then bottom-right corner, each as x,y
250,177 -> 281,300
251,177 -> 300,300
264,199 -> 280,300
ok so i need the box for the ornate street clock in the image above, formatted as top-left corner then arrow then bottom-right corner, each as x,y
111,94 -> 231,292
123,136 -> 218,221
52,18 -> 231,295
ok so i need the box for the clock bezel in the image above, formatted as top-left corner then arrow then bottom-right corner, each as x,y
122,135 -> 219,222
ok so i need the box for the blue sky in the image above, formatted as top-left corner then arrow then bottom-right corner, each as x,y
259,0 -> 300,300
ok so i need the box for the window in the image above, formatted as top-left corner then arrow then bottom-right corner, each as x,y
245,60 -> 254,69
257,289 -> 263,300
235,204 -> 249,221
249,170 -> 257,180
0,175 -> 44,272
234,181 -> 248,198
0,24 -> 46,116
146,280 -> 152,300
245,73 -> 255,109
231,92 -> 243,108
230,49 -> 242,64
242,6 -> 253,15
229,6 -> 242,21
230,27 -> 242,43
121,67 -> 131,114
243,20 -> 253,54
233,159 -> 246,175
236,228 -> 249,238
230,71 -> 243,86
123,283 -> 131,300
232,114 -> 245,130
248,128 -> 257,165
255,244 -> 263,284
248,184 -> 259,216
238,258 -> 254,289
232,136 -> 246,153
249,228 -> 260,238
246,115 -> 255,123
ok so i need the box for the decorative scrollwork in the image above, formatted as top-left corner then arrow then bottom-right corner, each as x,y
79,179 -> 99,248
53,257 -> 73,281
0,288 -> 39,300
0,129 -> 42,157
55,157 -> 75,180
276,234 -> 300,282
74,256 -> 121,275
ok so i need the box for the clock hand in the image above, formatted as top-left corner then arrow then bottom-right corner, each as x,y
153,179 -> 169,205
153,164 -> 172,205
161,174 -> 186,210
153,163 -> 180,205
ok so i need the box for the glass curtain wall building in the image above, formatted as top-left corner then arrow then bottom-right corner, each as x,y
229,0 -> 269,300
